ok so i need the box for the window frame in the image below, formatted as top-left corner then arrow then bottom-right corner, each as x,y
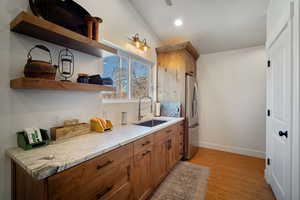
102,47 -> 154,103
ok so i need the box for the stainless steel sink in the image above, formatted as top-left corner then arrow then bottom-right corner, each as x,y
135,120 -> 167,127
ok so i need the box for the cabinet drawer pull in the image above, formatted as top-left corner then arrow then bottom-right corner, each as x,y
142,141 -> 151,146
96,160 -> 113,170
127,165 -> 131,179
142,150 -> 151,156
166,129 -> 172,133
96,185 -> 114,199
167,139 -> 172,150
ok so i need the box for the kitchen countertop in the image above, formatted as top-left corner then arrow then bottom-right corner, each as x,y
6,117 -> 184,180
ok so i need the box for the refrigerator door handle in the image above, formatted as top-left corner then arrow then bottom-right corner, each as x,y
191,83 -> 198,118
194,83 -> 198,117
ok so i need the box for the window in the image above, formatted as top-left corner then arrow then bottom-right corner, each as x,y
131,60 -> 151,99
102,54 -> 152,100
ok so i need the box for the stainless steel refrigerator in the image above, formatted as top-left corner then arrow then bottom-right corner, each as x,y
184,74 -> 199,160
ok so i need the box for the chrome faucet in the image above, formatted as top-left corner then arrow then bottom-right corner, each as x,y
138,96 -> 153,121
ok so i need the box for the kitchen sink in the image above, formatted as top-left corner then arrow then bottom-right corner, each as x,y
135,120 -> 167,127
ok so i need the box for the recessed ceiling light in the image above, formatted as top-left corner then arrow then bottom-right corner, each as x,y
174,19 -> 183,27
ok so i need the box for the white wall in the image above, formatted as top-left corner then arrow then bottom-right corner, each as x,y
197,46 -> 267,158
0,0 -> 160,199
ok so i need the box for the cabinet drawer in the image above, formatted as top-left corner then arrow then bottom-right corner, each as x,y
48,164 -> 85,200
102,182 -> 132,200
83,144 -> 132,181
178,121 -> 184,130
164,126 -> 174,136
134,135 -> 154,154
83,159 -> 132,200
154,129 -> 169,142
134,146 -> 153,162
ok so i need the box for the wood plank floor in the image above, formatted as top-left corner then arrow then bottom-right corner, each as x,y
189,148 -> 276,200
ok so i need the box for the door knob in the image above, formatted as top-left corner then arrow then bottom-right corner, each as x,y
279,131 -> 288,138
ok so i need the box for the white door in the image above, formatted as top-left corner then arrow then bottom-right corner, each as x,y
267,22 -> 292,200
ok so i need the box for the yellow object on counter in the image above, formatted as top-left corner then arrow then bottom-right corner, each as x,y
90,117 -> 113,133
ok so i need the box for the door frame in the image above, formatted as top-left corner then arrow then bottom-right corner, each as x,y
292,1 -> 300,200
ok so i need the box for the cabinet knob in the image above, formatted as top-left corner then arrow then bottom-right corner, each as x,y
167,139 -> 172,150
279,131 -> 288,138
142,141 -> 151,146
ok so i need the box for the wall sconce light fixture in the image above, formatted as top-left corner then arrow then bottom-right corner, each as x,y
142,39 -> 150,52
130,33 -> 150,52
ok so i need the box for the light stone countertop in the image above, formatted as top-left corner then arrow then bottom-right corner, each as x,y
6,117 -> 184,180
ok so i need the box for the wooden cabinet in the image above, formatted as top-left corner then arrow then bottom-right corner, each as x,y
133,135 -> 154,154
48,144 -> 133,200
11,122 -> 184,200
132,135 -> 155,200
83,144 -> 132,180
166,123 -> 184,171
156,41 -> 199,116
153,130 -> 169,187
185,51 -> 197,75
152,123 -> 184,188
83,159 -> 132,200
163,125 -> 177,172
175,122 -> 184,161
166,133 -> 177,171
132,146 -> 154,200
48,164 -> 85,200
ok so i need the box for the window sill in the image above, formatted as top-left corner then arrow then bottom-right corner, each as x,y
102,99 -> 151,104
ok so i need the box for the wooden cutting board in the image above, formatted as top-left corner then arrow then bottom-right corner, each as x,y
51,120 -> 91,141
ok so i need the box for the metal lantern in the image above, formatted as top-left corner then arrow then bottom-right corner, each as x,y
58,48 -> 74,81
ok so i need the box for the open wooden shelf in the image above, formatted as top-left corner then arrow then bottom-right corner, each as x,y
10,12 -> 117,57
10,78 -> 115,92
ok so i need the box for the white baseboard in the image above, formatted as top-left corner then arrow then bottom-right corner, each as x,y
264,168 -> 270,184
198,141 -> 266,159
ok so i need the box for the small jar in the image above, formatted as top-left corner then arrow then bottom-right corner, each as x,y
121,112 -> 127,125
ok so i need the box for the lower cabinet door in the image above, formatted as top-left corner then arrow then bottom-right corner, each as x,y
153,138 -> 168,187
167,135 -> 177,171
175,130 -> 183,161
133,147 -> 154,200
48,164 -> 85,200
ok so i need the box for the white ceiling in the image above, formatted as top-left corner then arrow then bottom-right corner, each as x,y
129,0 -> 270,54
